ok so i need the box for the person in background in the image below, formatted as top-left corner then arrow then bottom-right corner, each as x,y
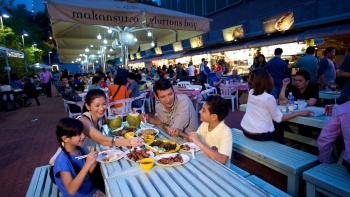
174,95 -> 232,166
141,78 -> 198,135
108,77 -> 129,115
318,47 -> 336,90
210,71 -> 223,94
318,100 -> 350,174
267,48 -> 290,99
1,80 -> 16,111
126,72 -> 142,108
72,73 -> 83,92
216,61 -> 223,72
106,72 -> 113,85
88,76 -> 101,91
23,77 -> 40,106
68,74 -> 74,87
240,71 -> 312,143
135,73 -> 146,85
176,62 -> 184,80
40,67 -> 53,97
336,47 -> 350,104
10,74 -> 24,89
179,69 -> 190,82
294,47 -> 319,85
166,65 -> 175,80
187,62 -> 196,84
52,67 -> 61,96
226,69 -> 242,83
200,59 -> 210,91
99,77 -> 108,89
279,70 -> 318,106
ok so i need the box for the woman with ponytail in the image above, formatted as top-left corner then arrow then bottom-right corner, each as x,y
54,118 -> 105,197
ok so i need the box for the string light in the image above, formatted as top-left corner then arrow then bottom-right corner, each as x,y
97,33 -> 102,39
85,47 -> 89,52
103,38 -> 107,44
147,31 -> 152,37
108,28 -> 112,34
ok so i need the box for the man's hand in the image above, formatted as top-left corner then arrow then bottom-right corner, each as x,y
140,113 -> 149,123
165,126 -> 179,136
282,78 -> 290,86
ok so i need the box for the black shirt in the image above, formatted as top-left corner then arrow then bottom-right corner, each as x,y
286,84 -> 319,102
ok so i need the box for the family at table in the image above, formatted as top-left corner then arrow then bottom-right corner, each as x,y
49,50 -> 350,196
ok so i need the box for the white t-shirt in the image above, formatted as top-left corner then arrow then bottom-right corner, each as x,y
241,89 -> 283,134
187,65 -> 195,76
196,121 -> 232,167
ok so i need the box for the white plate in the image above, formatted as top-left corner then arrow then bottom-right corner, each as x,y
123,148 -> 154,162
135,128 -> 159,138
295,106 -> 325,117
180,143 -> 201,152
96,150 -> 124,163
154,153 -> 190,166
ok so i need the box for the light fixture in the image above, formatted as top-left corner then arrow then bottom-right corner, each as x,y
90,45 -> 93,47
108,28 -> 112,34
151,40 -> 155,47
72,61 -> 74,63
109,48 -> 113,52
134,37 -> 138,42
103,46 -> 107,50
97,33 -> 102,39
85,47 -> 89,52
103,38 -> 107,44
147,31 -> 152,37
107,54 -> 110,57
97,51 -> 100,54
98,55 -> 101,57
79,54 -> 82,56
96,61 -> 98,63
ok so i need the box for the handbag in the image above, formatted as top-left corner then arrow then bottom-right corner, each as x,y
109,85 -> 121,103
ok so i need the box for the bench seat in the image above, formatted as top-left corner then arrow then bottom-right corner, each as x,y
26,165 -> 60,197
246,175 -> 291,197
229,164 -> 250,177
303,163 -> 350,197
231,128 -> 319,196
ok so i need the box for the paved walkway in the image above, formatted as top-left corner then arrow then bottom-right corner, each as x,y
0,86 -> 288,196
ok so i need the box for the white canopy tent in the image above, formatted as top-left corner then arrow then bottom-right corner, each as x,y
46,0 -> 210,70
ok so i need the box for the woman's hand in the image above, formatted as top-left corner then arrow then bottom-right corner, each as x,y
129,138 -> 143,147
282,78 -> 290,86
296,110 -> 313,116
85,151 -> 98,166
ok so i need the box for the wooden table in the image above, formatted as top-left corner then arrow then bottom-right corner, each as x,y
239,104 -> 329,147
99,124 -> 273,197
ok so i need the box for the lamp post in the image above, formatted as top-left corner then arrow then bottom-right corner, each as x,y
48,50 -> 52,66
32,41 -> 37,63
21,30 -> 29,76
0,8 -> 12,83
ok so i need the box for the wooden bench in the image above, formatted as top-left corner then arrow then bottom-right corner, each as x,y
247,175 -> 291,197
303,163 -> 350,196
231,128 -> 319,197
26,165 -> 60,197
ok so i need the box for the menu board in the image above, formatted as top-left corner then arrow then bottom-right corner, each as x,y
155,47 -> 162,55
130,54 -> 134,60
260,43 -> 306,57
173,41 -> 183,52
222,25 -> 244,42
262,12 -> 294,34
190,36 -> 203,48
136,53 -> 141,59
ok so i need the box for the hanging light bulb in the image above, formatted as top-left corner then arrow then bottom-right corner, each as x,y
96,61 -> 98,63
103,38 -> 107,44
108,28 -> 112,34
85,47 -> 90,52
97,51 -> 100,54
110,48 -> 113,52
97,33 -> 102,39
72,61 -> 74,63
151,41 -> 155,47
134,37 -> 138,42
90,45 -> 93,47
103,46 -> 107,50
147,31 -> 152,37
107,54 -> 110,57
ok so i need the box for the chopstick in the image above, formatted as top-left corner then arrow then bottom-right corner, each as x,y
142,142 -> 163,153
75,150 -> 109,160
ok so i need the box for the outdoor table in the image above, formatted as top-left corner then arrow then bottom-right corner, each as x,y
220,82 -> 250,91
13,88 -> 23,93
99,124 -> 272,197
318,90 -> 341,100
174,88 -> 202,100
239,104 -> 329,147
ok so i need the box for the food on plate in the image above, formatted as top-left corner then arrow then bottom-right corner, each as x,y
157,154 -> 183,165
180,144 -> 190,151
275,12 -> 294,31
137,128 -> 157,137
126,109 -> 141,128
112,127 -> 135,136
107,115 -> 122,130
150,140 -> 177,152
144,135 -> 155,143
102,152 -> 108,156
101,153 -> 114,162
126,148 -> 151,162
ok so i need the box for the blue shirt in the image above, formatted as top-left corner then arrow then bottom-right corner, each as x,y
210,76 -> 221,87
200,66 -> 210,81
317,57 -> 336,85
72,79 -> 81,87
338,54 -> 350,104
226,75 -> 242,82
294,54 -> 319,84
267,57 -> 289,86
10,80 -> 24,89
54,148 -> 96,197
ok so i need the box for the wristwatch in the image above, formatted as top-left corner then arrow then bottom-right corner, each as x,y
111,136 -> 117,148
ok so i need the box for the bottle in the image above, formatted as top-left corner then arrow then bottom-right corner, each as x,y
287,92 -> 294,112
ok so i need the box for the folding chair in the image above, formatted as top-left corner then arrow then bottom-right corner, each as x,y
107,97 -> 134,117
177,81 -> 192,88
65,100 -> 83,118
195,88 -> 217,114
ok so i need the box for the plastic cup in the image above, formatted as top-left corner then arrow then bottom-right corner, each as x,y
140,158 -> 154,170
144,135 -> 155,143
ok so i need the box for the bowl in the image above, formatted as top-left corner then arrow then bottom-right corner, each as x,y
144,135 -> 155,143
140,158 -> 154,170
124,132 -> 135,139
